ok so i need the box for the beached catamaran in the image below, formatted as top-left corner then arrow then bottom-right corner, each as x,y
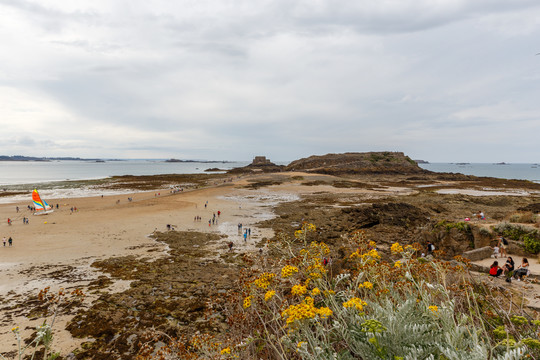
32,189 -> 53,215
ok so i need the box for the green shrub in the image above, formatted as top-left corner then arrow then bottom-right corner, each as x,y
434,220 -> 471,234
492,223 -> 537,241
509,212 -> 536,224
523,234 -> 540,254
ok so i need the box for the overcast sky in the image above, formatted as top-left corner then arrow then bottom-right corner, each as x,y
1,0 -> 539,162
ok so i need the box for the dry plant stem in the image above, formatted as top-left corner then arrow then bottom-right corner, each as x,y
254,308 -> 286,359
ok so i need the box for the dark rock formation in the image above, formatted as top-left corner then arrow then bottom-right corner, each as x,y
285,152 -> 428,175
518,203 -> 540,214
229,156 -> 284,173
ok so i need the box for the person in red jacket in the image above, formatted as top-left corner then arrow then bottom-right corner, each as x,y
489,261 -> 503,277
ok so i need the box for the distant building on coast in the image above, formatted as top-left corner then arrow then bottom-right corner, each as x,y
251,156 -> 273,166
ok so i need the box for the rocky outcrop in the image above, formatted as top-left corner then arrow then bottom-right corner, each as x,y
229,156 -> 285,173
285,152 -> 428,175
463,246 -> 494,261
517,203 -> 540,214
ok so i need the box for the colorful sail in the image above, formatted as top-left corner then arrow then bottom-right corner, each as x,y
32,189 -> 53,215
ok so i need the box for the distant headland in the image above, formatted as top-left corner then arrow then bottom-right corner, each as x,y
165,159 -> 233,163
0,155 -> 110,162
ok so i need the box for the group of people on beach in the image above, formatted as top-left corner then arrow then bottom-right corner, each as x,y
490,257 -> 529,281
2,236 -> 13,247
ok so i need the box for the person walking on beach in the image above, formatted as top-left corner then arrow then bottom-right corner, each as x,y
2,237 -> 6,247
243,231 -> 247,242
8,237 -> 12,246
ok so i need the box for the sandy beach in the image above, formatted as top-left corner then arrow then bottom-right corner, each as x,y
0,172 -> 401,354
0,176 -> 279,353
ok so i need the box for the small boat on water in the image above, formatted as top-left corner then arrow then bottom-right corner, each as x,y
32,189 -> 54,215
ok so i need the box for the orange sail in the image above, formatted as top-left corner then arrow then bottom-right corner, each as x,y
32,189 -> 53,215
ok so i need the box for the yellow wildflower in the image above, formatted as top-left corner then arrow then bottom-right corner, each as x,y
359,281 -> 373,289
323,290 -> 335,297
428,305 -> 438,314
253,272 -> 275,289
11,326 -> 19,333
391,242 -> 404,254
343,297 -> 367,311
369,240 -> 377,248
294,230 -> 304,238
394,260 -> 402,268
281,265 -> 299,278
317,306 -> 333,319
264,290 -> 276,302
362,249 -> 381,260
282,297 -> 317,324
220,347 -> 231,355
297,341 -> 306,349
291,284 -> 307,296
311,287 -> 321,296
243,296 -> 253,309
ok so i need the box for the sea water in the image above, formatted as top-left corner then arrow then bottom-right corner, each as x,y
418,163 -> 540,183
0,160 -> 250,186
0,160 -> 250,203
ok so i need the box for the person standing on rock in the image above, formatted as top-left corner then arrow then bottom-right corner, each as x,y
426,241 -> 435,255
498,234 -> 508,258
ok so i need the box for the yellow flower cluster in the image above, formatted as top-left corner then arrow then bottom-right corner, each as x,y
309,240 -> 329,254
243,296 -> 253,309
391,242 -> 404,254
394,261 -> 402,268
317,306 -> 333,319
307,263 -> 327,279
253,272 -> 275,289
291,284 -> 307,296
282,297 -> 332,325
369,240 -> 377,248
311,287 -> 321,296
281,265 -> 299,278
294,230 -> 304,238
264,290 -> 276,302
323,290 -> 335,297
350,249 -> 381,261
220,347 -> 231,355
428,305 -> 438,313
343,297 -> 367,311
359,281 -> 373,289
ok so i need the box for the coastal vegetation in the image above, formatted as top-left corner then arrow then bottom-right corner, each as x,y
136,224 -> 540,359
